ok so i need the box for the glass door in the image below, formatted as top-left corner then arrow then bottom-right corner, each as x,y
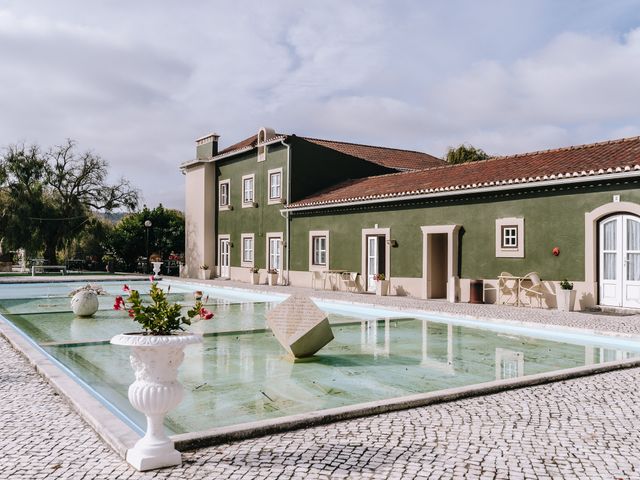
268,237 -> 281,272
366,236 -> 378,292
623,215 -> 640,308
219,238 -> 230,278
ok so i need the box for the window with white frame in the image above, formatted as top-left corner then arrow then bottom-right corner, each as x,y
241,234 -> 254,266
242,174 -> 254,206
495,218 -> 524,258
308,230 -> 329,271
219,180 -> 230,210
268,168 -> 282,204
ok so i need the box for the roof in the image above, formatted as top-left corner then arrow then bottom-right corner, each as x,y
212,132 -> 443,170
287,135 -> 640,210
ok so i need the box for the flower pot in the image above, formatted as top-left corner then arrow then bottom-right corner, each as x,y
70,290 -> 99,317
250,272 -> 259,285
110,333 -> 202,471
268,273 -> 278,286
557,289 -> 576,312
200,269 -> 210,280
376,280 -> 389,296
151,261 -> 163,277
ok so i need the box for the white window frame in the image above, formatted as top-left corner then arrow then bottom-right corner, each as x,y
218,179 -> 231,211
241,174 -> 255,207
495,217 -> 524,258
267,168 -> 283,205
241,233 -> 254,267
308,230 -> 329,271
501,226 -> 518,248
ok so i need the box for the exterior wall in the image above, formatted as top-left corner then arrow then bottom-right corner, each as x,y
184,162 -> 216,277
287,179 -> 640,306
215,144 -> 289,273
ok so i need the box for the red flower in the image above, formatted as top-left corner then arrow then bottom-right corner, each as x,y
199,307 -> 214,320
113,296 -> 124,310
127,309 -> 135,318
123,284 -> 130,292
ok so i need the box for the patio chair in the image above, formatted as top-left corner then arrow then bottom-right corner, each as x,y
311,271 -> 326,290
340,272 -> 359,293
498,272 -> 518,305
521,272 -> 545,308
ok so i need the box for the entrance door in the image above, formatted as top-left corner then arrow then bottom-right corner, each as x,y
599,215 -> 640,308
268,237 -> 281,272
366,235 -> 386,292
219,238 -> 230,278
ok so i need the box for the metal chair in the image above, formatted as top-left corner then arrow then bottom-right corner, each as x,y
498,272 -> 519,305
521,272 -> 545,308
340,272 -> 359,293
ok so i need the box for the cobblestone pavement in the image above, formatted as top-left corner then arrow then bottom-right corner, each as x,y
2,279 -> 640,479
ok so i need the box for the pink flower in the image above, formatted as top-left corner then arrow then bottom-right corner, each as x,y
199,307 -> 214,320
149,275 -> 155,282
113,296 -> 124,310
122,284 -> 130,292
127,309 -> 135,318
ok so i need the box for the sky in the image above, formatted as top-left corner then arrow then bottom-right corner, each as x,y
1,0 -> 640,211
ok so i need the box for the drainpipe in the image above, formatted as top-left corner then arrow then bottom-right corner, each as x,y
279,137 -> 292,285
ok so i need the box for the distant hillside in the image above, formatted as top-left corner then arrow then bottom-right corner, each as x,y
94,211 -> 128,224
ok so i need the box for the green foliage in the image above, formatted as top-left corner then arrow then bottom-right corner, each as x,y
445,144 -> 490,165
105,204 -> 185,271
123,283 -> 202,335
0,140 -> 138,263
560,279 -> 574,290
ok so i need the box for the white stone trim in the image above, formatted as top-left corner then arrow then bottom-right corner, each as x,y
308,230 -> 329,272
267,168 -> 284,205
240,233 -> 255,267
216,234 -> 231,277
218,179 -> 231,211
266,232 -> 284,281
420,225 -> 461,302
495,217 -> 524,258
361,227 -> 391,292
241,174 -> 255,208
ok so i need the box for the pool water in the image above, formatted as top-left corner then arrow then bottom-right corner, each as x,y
0,280 -> 638,435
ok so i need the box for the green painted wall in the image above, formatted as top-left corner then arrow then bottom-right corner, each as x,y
289,179 -> 640,282
215,144 -> 288,268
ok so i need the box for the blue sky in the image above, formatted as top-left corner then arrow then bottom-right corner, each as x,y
1,1 -> 639,209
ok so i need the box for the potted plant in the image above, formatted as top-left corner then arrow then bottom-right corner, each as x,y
249,267 -> 260,285
267,268 -> 278,286
374,273 -> 389,296
557,279 -> 576,312
68,284 -> 107,317
110,282 -> 212,471
199,264 -> 210,280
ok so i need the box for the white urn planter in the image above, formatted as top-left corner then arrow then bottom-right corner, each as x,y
557,289 -> 576,312
268,273 -> 278,286
200,269 -> 210,280
110,333 -> 202,471
151,261 -> 163,277
250,272 -> 259,285
376,280 -> 389,296
70,290 -> 99,317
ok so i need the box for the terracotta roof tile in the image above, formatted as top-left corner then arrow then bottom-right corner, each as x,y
301,137 -> 444,170
287,136 -> 640,209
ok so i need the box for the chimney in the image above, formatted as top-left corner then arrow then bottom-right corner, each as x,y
196,132 -> 220,160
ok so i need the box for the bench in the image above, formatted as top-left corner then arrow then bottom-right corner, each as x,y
31,265 -> 67,276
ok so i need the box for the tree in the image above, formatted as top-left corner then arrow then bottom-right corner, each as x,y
105,205 -> 185,271
0,140 -> 138,263
445,144 -> 490,164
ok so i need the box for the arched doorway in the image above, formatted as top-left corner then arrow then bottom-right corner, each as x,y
599,214 -> 640,308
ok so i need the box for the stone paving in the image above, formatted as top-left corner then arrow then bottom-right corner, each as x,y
2,277 -> 640,479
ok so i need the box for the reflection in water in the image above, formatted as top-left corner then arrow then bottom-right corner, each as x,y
360,319 -> 391,357
421,321 -> 455,374
495,348 -> 524,380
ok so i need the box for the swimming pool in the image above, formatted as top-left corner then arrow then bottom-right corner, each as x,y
1,279 -> 638,436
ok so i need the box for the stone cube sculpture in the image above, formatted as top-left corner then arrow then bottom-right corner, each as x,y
266,295 -> 334,358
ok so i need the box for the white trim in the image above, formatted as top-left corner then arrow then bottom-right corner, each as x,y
361,227 -> 391,292
217,234 -> 231,278
218,179 -> 231,211
241,174 -> 255,207
240,233 -> 255,267
285,171 -> 640,212
266,231 -> 284,273
420,225 -> 461,302
267,168 -> 283,205
308,230 -> 329,272
495,217 -> 524,258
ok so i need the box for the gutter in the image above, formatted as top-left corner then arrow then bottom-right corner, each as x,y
279,137 -> 292,285
282,170 -> 640,213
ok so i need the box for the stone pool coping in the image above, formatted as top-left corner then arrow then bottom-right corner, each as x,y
2,278 -> 640,460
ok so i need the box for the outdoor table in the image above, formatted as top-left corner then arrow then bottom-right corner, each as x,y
497,274 -> 524,306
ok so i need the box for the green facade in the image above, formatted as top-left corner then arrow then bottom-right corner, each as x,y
289,179 -> 640,282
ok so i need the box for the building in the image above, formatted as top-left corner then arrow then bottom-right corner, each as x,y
182,128 -> 640,311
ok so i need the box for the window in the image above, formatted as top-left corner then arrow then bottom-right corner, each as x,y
267,168 -> 283,204
312,236 -> 327,265
501,226 -> 518,248
241,234 -> 254,266
495,218 -> 524,258
308,230 -> 329,271
242,174 -> 254,207
219,179 -> 230,210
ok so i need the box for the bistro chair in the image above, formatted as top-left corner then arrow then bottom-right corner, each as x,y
311,271 -> 327,290
340,272 -> 359,293
498,272 -> 519,305
521,272 -> 545,308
